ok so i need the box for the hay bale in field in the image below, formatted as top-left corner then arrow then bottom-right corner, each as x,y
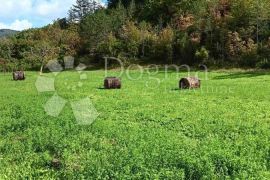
104,77 -> 121,89
180,77 -> 200,89
13,71 -> 25,81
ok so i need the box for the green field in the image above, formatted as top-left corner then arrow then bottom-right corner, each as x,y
0,70 -> 270,179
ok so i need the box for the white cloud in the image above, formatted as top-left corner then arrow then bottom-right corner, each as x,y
0,0 -> 76,30
35,0 -> 77,18
0,19 -> 32,31
0,0 -> 106,30
0,0 -> 33,18
0,0 -> 76,18
36,1 -> 61,16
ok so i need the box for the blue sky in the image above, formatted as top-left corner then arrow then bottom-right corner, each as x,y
0,0 -> 106,31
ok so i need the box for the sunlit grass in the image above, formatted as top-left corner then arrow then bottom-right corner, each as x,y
0,70 -> 269,179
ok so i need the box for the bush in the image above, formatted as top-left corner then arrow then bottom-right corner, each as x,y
256,59 -> 270,69
97,33 -> 122,57
119,21 -> 142,58
195,47 -> 209,63
153,26 -> 174,63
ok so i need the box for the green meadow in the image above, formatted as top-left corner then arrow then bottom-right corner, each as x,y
0,70 -> 269,179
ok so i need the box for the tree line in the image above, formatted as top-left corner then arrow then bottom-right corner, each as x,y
1,0 -> 270,73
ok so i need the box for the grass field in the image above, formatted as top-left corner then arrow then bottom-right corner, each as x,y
0,70 -> 270,179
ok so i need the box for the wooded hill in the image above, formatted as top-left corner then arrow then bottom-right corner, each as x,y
1,0 -> 270,72
0,29 -> 18,38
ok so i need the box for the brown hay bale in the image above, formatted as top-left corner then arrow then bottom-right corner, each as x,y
180,77 -> 200,89
104,77 -> 121,89
13,71 -> 25,81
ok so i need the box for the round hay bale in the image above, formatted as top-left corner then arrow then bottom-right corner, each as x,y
104,77 -> 121,89
180,77 -> 200,89
13,71 -> 25,81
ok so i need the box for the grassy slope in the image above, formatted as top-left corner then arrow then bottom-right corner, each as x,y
0,70 -> 269,179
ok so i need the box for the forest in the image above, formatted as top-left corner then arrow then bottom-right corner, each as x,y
1,0 -> 270,72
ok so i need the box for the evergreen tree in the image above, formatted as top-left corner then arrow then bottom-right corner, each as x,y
68,0 -> 101,23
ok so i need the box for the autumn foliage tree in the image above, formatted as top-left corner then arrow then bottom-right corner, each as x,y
1,0 -> 270,68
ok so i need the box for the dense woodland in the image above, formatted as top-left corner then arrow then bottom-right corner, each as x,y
1,0 -> 270,72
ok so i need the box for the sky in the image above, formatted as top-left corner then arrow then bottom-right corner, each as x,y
0,0 -> 106,31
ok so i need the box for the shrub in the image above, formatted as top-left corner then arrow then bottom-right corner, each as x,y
195,46 -> 209,63
97,33 -> 121,57
119,21 -> 142,58
226,31 -> 258,67
256,58 -> 270,69
154,26 -> 174,63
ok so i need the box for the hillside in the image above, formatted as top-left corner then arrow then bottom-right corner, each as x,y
0,29 -> 19,38
1,0 -> 270,70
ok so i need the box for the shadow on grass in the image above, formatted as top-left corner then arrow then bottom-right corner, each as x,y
171,88 -> 180,91
214,71 -> 269,80
170,88 -> 201,92
97,87 -> 122,90
97,87 -> 106,90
